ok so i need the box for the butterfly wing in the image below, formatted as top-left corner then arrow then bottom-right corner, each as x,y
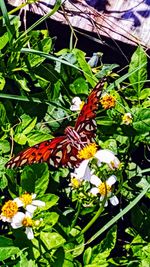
6,136 -> 80,169
6,78 -> 106,169
74,78 -> 106,141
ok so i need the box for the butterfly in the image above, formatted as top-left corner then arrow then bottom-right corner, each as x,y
6,78 -> 106,169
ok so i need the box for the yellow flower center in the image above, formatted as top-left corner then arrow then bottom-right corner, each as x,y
100,94 -> 116,109
98,182 -> 111,196
79,101 -> 85,110
77,143 -> 98,159
19,193 -> 32,206
22,217 -> 33,227
1,200 -> 18,219
71,177 -> 81,189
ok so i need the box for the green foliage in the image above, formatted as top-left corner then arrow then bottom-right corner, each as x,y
0,3 -> 150,266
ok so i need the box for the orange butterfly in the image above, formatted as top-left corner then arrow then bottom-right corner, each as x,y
6,78 -> 106,169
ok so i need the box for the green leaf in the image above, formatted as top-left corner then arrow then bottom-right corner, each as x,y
42,212 -> 59,229
0,140 -> 10,153
133,108 -> 150,133
34,63 -> 60,84
97,118 -> 114,126
0,32 -> 9,49
50,247 -> 75,267
15,256 -> 37,267
143,100 -> 150,107
13,74 -> 31,92
26,130 -> 52,146
34,164 -> 49,197
22,117 -> 37,135
40,193 -> 59,210
68,227 -> 84,257
14,133 -> 27,145
14,115 -> 37,144
72,49 -> 97,86
0,102 -> 7,125
139,88 -> 150,100
0,173 -> 8,189
40,232 -> 65,250
27,37 -> 52,67
21,163 -> 49,196
69,77 -> 89,94
0,236 -> 20,261
83,247 -> 92,265
88,226 -> 117,265
0,0 -> 13,41
44,103 -> 67,132
128,46 -> 147,93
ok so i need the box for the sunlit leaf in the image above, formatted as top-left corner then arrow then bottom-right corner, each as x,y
40,232 -> 65,250
128,46 -> 147,93
133,109 -> 150,133
0,236 -> 20,261
21,163 -> 49,196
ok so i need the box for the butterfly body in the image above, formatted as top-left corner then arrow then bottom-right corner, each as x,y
6,78 -> 106,169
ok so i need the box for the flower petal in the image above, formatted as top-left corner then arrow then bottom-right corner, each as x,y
0,215 -> 12,223
95,149 -> 120,169
109,196 -> 119,206
13,198 -> 23,207
25,227 -> 34,239
90,187 -> 99,195
75,159 -> 91,180
11,212 -> 25,228
90,175 -> 102,187
107,175 -> 117,186
26,204 -> 37,214
95,149 -> 114,162
32,200 -> 45,207
70,97 -> 82,111
25,211 -> 33,218
31,193 -> 36,200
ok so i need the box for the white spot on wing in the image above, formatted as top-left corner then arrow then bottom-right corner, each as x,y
67,162 -> 72,168
13,156 -> 20,162
92,120 -> 97,126
11,163 -> 16,168
70,156 -> 77,161
49,158 -> 54,166
66,144 -> 71,153
85,124 -> 91,131
56,151 -> 63,160
20,159 -> 28,166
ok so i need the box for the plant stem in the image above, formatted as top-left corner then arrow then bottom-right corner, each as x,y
81,199 -> 106,235
71,201 -> 82,229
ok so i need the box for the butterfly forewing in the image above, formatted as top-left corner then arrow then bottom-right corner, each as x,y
6,78 -> 106,169
75,78 -> 106,141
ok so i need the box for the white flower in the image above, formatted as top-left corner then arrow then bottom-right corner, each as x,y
70,97 -> 84,111
11,212 -> 34,240
0,200 -> 23,223
14,193 -> 45,215
90,175 -> 119,206
95,149 -> 120,169
122,113 -> 133,125
69,172 -> 83,189
76,148 -> 120,180
74,160 -> 92,181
